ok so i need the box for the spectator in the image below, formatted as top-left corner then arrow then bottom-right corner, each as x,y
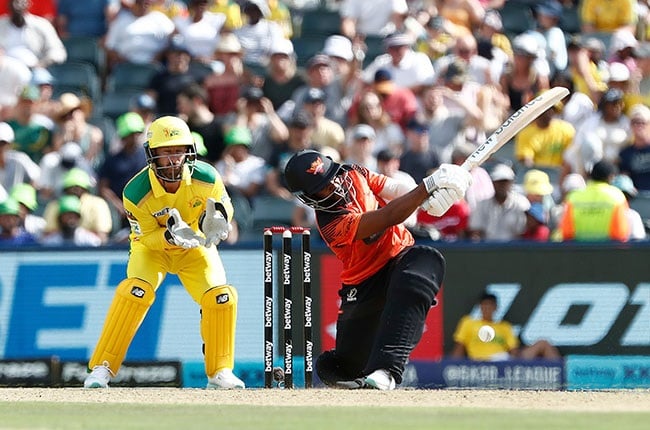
0,0 -> 66,68
549,172 -> 588,234
580,0 -> 637,34
30,67 -> 57,127
42,167 -> 113,244
208,0 -> 243,31
522,168 -> 556,219
0,121 -> 40,191
566,88 -> 631,176
129,93 -> 157,130
450,143 -> 494,211
435,32 -> 495,87
521,202 -> 551,241
417,15 -> 455,63
176,84 -> 226,163
399,118 -> 440,183
302,87 -> 345,155
203,33 -> 246,118
351,90 -> 404,156
611,173 -> 646,240
234,0 -> 284,67
468,163 -> 530,241
321,35 -> 363,101
9,181 -> 44,238
266,0 -> 292,39
55,0 -> 115,38
559,160 -> 630,241
40,194 -> 102,247
52,93 -> 104,169
0,196 -> 37,246
362,32 -> 435,94
451,292 -> 561,361
104,0 -> 175,68
0,0 -> 57,22
607,29 -> 638,78
148,35 -> 204,116
619,104 -> 650,191
0,46 -> 31,119
6,85 -> 53,163
344,124 -> 378,170
173,0 -> 226,64
151,0 -> 188,19
606,62 -> 636,115
566,35 -> 608,105
436,0 -> 485,38
262,38 -> 305,111
551,69 -> 594,131
475,9 -> 511,61
98,112 -> 147,234
632,42 -> 650,107
527,0 -> 567,76
37,141 -> 94,200
340,0 -> 408,39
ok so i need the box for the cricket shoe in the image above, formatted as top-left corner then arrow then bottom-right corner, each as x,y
206,369 -> 245,389
84,362 -> 113,388
334,378 -> 368,389
364,369 -> 396,390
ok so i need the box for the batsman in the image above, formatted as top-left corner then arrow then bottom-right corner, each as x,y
284,149 -> 471,390
84,116 -> 245,389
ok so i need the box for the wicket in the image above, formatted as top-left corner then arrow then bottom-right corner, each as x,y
263,226 -> 313,389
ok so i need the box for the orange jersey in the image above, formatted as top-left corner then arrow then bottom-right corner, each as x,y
316,165 -> 414,285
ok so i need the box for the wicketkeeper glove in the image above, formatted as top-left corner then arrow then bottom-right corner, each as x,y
200,198 -> 232,247
165,208 -> 205,248
422,163 -> 473,195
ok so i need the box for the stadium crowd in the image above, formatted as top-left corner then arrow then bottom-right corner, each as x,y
1,0 -> 650,245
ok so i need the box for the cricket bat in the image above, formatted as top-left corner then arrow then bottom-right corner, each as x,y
460,86 -> 570,170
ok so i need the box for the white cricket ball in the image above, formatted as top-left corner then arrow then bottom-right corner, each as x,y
478,325 -> 495,342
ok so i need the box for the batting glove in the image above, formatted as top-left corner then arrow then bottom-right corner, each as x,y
165,208 -> 205,248
420,188 -> 464,217
422,163 -> 473,196
200,198 -> 232,247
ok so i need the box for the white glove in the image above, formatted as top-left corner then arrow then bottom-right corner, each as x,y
423,163 -> 473,195
421,188 -> 464,217
165,208 -> 205,248
201,198 -> 232,247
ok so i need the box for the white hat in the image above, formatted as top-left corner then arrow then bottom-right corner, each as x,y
352,124 -> 376,140
608,62 -> 630,82
0,122 -> 15,143
489,164 -> 516,181
630,103 -> 650,122
323,35 -> 354,62
561,173 -> 586,193
609,29 -> 638,54
60,141 -> 83,161
271,38 -> 294,56
512,33 -> 538,58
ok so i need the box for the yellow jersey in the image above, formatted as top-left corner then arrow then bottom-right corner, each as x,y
453,316 -> 520,361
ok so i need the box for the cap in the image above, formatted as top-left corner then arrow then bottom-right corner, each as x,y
489,163 -> 516,181
373,68 -> 394,94
608,62 -> 630,82
561,173 -> 586,193
215,33 -> 242,54
0,197 -> 20,216
20,85 -> 40,101
63,167 -> 92,190
590,160 -> 617,182
527,202 -> 547,224
130,93 -> 156,111
242,86 -> 264,101
406,118 -> 429,134
307,53 -> 331,69
630,103 -> 650,122
0,122 -> 15,143
383,32 -> 413,49
609,29 -> 638,53
60,141 -> 83,161
57,93 -> 85,119
323,35 -> 354,62
377,148 -> 399,162
289,111 -> 314,128
523,169 -> 553,196
271,38 -> 294,56
31,67 -> 54,86
58,195 -> 82,215
352,124 -> 376,140
535,0 -> 563,18
633,42 -> 650,59
601,88 -> 624,103
611,174 -> 638,197
304,87 -> 326,103
167,34 -> 190,54
243,0 -> 270,18
225,126 -> 252,146
116,112 -> 146,138
9,183 -> 38,211
512,34 -> 538,57
444,59 -> 468,83
427,15 -> 446,30
482,10 -> 502,31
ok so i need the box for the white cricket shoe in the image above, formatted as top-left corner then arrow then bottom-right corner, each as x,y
206,368 -> 245,389
84,363 -> 113,388
364,369 -> 396,391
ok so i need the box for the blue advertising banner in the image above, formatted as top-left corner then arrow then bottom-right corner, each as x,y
566,355 -> 650,389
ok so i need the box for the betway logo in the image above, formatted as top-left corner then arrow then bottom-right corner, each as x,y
305,340 -> 313,372
303,251 -> 311,283
264,251 -> 273,283
480,283 -> 650,346
304,296 -> 312,328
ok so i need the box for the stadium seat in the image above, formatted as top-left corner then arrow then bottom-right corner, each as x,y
629,191 -> 650,231
106,62 -> 162,93
62,36 -> 106,75
298,8 -> 341,38
363,35 -> 386,67
291,35 -> 328,68
250,195 -> 296,232
559,5 -> 581,35
498,0 -> 535,37
101,90 -> 142,120
48,61 -> 102,102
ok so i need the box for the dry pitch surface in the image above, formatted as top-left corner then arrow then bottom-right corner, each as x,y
1,388 -> 649,411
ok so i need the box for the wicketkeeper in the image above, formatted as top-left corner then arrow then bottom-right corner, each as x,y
284,149 -> 471,390
84,116 -> 244,389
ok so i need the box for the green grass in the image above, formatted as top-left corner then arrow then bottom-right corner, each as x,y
1,404 -> 649,430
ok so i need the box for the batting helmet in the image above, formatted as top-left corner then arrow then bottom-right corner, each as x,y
144,116 -> 197,182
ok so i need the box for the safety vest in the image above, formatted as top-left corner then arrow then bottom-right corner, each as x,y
560,181 -> 630,241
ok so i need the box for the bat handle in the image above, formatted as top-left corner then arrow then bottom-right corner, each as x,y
460,160 -> 476,171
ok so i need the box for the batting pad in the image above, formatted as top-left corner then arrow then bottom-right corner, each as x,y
201,285 -> 238,376
88,278 -> 155,374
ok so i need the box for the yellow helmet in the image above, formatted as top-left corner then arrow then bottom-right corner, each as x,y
146,115 -> 194,149
145,116 -> 197,182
